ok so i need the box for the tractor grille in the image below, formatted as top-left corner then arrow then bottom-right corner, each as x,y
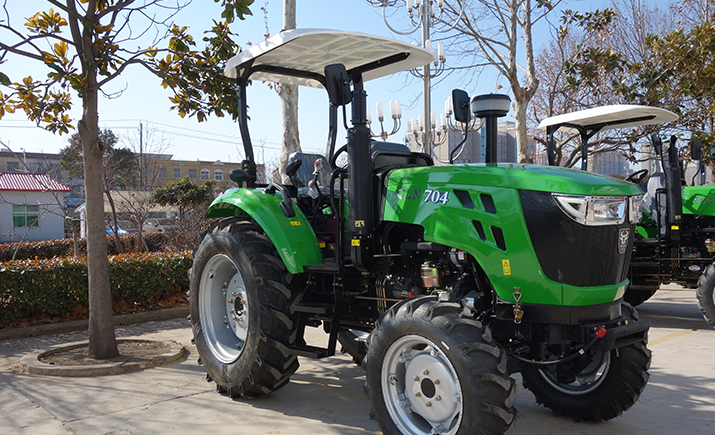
520,190 -> 634,287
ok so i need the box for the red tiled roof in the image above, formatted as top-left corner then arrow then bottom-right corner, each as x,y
0,172 -> 72,192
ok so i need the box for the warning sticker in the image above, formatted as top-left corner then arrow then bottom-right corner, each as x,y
502,259 -> 511,276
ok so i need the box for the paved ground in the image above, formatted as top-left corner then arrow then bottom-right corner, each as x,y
1,285 -> 713,435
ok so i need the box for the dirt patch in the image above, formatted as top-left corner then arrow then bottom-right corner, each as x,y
39,340 -> 171,366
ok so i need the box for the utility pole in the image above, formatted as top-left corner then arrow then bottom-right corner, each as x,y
139,122 -> 143,190
278,0 -> 302,183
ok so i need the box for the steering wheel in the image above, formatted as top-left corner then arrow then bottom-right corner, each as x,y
625,169 -> 648,184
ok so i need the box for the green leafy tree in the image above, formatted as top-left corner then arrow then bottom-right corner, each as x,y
562,1 -> 714,151
60,129 -> 138,189
153,177 -> 217,251
153,176 -> 217,219
0,0 -> 253,359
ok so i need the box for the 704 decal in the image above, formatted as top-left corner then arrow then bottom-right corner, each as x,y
397,188 -> 449,205
423,189 -> 449,205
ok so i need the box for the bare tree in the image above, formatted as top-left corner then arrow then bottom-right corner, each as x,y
432,0 -> 566,163
276,0 -> 302,183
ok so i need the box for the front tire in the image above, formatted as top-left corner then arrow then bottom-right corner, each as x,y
521,305 -> 651,421
190,218 -> 299,398
696,263 -> 715,326
364,297 -> 516,435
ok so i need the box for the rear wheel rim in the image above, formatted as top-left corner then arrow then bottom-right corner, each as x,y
199,254 -> 250,364
381,335 -> 463,435
539,350 -> 611,395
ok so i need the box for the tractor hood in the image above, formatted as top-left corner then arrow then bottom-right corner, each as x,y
683,185 -> 715,215
387,163 -> 642,197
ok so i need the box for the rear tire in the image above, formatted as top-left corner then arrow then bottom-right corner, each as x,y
522,305 -> 651,421
364,296 -> 515,435
190,218 -> 299,398
696,263 -> 715,327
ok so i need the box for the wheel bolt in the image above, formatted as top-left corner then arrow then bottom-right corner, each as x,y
232,291 -> 239,297
430,350 -> 438,357
415,392 -> 421,397
435,396 -> 441,401
434,379 -> 440,385
425,402 -> 432,407
228,299 -> 234,304
229,309 -> 235,314
422,370 -> 429,376
414,376 -> 420,381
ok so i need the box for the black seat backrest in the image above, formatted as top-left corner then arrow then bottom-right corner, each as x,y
372,150 -> 434,173
371,140 -> 433,172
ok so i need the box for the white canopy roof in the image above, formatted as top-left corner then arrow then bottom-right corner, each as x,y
537,105 -> 678,133
224,29 -> 434,88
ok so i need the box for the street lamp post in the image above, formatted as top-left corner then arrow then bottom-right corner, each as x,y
369,0 -> 465,156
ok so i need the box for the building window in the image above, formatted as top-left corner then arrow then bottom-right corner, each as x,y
159,167 -> 167,178
173,168 -> 181,179
188,169 -> 198,180
214,169 -> 223,181
7,161 -> 20,172
200,169 -> 210,180
13,205 -> 39,227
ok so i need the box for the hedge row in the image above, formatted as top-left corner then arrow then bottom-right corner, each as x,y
0,232 -> 170,262
0,251 -> 192,325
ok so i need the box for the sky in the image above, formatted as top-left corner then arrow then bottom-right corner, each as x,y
0,0 -> 608,167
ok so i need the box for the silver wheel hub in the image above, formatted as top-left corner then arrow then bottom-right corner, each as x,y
199,254 -> 250,364
381,335 -> 463,435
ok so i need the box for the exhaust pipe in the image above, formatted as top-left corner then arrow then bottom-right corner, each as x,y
347,70 -> 373,271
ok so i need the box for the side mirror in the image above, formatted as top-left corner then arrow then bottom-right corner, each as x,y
691,140 -> 702,161
650,134 -> 662,156
451,89 -> 471,124
324,64 -> 352,107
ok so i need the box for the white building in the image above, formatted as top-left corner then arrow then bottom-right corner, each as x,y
0,173 -> 71,243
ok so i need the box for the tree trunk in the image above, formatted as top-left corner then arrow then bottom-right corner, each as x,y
81,76 -> 119,360
513,93 -> 532,164
278,0 -> 301,183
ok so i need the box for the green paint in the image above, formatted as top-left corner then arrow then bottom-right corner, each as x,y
206,188 -> 323,274
683,185 -> 715,215
382,163 -> 637,307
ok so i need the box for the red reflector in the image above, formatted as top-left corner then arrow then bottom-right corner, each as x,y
409,291 -> 415,298
594,325 -> 607,338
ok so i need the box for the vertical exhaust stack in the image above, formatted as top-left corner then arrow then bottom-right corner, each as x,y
665,135 -> 683,243
347,70 -> 374,271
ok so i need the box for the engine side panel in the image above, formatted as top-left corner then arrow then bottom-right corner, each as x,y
381,165 -> 633,307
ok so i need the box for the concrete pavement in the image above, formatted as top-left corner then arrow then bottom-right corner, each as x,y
1,285 -> 713,434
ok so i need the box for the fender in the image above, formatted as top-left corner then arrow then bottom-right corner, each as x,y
206,188 -> 323,274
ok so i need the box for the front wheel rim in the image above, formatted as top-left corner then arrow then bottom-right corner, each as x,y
381,335 -> 463,435
198,254 -> 250,364
539,350 -> 611,395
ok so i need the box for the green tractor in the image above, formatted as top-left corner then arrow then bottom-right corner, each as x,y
189,29 -> 651,434
540,106 -> 715,327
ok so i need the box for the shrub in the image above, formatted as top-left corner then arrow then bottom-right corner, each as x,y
0,232 -> 171,262
0,251 -> 192,325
